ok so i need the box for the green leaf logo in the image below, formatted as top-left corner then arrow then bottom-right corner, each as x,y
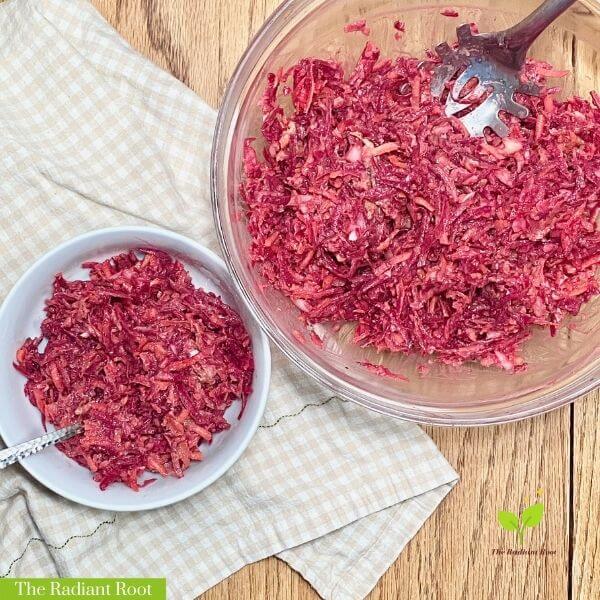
521,503 -> 544,528
497,511 -> 519,532
497,502 -> 544,545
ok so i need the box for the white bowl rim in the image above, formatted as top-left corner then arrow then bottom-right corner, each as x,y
0,226 -> 271,511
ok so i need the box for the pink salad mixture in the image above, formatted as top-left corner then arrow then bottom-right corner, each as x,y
15,250 -> 254,490
241,30 -> 600,371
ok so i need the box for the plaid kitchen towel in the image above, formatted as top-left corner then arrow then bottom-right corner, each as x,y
0,1 -> 458,598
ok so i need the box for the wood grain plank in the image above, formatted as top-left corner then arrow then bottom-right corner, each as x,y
569,13 -> 600,600
88,2 -> 597,600
383,411 -> 570,600
572,392 -> 600,600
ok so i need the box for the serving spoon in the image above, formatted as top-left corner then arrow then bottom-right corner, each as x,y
430,0 -> 576,137
0,423 -> 82,469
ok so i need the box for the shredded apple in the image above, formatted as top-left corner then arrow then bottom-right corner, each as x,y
15,250 -> 254,490
241,35 -> 600,372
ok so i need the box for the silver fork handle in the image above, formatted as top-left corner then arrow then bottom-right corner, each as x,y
502,0 -> 577,60
0,424 -> 82,469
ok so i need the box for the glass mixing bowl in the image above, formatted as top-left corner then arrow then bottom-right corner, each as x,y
212,0 -> 600,425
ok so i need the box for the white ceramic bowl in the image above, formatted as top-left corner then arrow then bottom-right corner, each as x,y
0,226 -> 271,511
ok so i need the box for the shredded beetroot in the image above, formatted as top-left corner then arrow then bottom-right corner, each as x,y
440,8 -> 459,17
15,250 -> 254,490
241,31 -> 600,372
344,19 -> 371,36
358,361 -> 408,381
417,364 -> 431,376
393,20 -> 405,41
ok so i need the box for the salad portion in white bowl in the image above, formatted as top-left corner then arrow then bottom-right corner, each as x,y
0,226 -> 271,511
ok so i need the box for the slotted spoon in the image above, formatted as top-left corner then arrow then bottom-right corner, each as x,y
431,0 -> 577,137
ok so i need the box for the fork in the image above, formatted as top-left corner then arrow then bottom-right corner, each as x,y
0,423 -> 82,469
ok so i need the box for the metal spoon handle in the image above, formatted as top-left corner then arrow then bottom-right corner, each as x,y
502,0 -> 577,57
0,424 -> 82,469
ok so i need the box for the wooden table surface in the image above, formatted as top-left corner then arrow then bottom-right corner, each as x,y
91,2 -> 600,598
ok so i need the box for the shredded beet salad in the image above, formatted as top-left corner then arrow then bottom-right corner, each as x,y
241,29 -> 600,371
15,250 -> 254,490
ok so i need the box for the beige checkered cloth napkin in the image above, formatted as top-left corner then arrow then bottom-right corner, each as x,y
0,1 -> 458,598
